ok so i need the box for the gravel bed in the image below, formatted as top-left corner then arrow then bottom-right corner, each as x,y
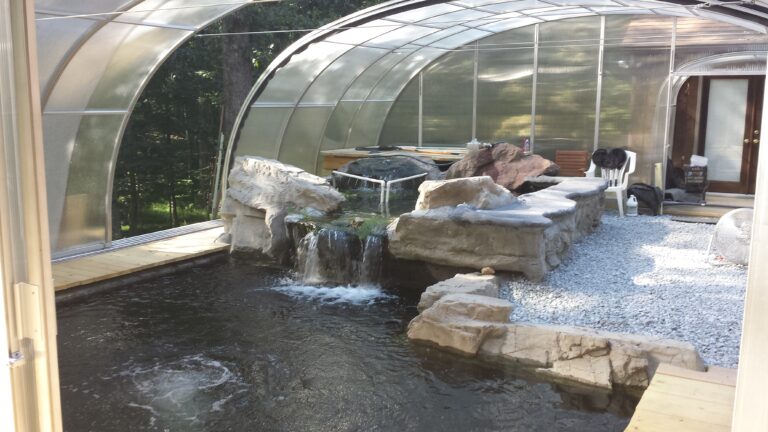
500,213 -> 747,368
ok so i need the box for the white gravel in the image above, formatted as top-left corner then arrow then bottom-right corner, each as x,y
500,213 -> 747,368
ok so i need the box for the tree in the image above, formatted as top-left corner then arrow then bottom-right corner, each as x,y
114,0 -> 384,238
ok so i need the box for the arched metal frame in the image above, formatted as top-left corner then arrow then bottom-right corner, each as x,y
36,0 -> 250,257
35,0 -> 768,257
226,0 -> 768,191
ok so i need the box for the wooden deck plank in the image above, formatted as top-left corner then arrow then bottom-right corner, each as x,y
626,365 -> 736,432
53,227 -> 227,291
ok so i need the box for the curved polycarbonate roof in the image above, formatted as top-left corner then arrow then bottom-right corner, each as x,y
36,0 -> 768,255
36,0 -> 250,254
228,0 -> 768,173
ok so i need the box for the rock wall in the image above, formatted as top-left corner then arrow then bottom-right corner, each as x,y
388,176 -> 607,281
408,274 -> 706,390
220,156 -> 344,260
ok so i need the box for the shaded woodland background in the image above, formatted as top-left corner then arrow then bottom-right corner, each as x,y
114,0 -> 381,238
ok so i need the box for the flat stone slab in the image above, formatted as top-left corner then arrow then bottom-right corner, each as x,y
407,283 -> 706,390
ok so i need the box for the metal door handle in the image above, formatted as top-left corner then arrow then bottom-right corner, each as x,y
754,139 -> 760,144
745,138 -> 750,144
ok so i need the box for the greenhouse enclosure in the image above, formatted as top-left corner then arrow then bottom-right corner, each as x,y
36,0 -> 768,257
4,0 -> 768,430
229,0 -> 768,193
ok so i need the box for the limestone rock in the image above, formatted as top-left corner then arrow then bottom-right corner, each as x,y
417,273 -> 500,312
227,156 -> 344,212
407,290 -> 705,390
539,355 -> 613,390
415,177 -> 516,210
481,267 -> 495,275
407,294 -> 512,355
389,177 -> 607,280
222,156 -> 344,258
446,143 -> 559,191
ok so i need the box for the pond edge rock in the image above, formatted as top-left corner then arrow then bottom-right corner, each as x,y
408,273 -> 706,391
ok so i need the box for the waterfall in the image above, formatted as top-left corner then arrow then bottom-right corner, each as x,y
359,235 -> 384,284
295,228 -> 385,286
297,231 -> 322,284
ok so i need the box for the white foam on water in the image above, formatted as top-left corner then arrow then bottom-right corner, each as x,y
274,282 -> 392,305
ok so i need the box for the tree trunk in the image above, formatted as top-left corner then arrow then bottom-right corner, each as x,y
129,170 -> 140,236
221,13 -> 255,145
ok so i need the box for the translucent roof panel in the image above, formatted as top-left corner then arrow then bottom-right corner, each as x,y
230,0 -> 768,180
35,0 -> 768,255
36,0 -> 247,256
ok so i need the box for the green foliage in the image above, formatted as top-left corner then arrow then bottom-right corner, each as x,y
350,215 -> 391,240
113,0 -> 383,238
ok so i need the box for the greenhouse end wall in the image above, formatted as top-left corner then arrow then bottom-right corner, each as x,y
234,10 -> 768,187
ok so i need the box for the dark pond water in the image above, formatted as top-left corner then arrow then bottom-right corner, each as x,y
57,259 -> 635,432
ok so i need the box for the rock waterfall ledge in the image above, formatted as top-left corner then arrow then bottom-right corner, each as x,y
408,274 -> 706,391
388,176 -> 608,281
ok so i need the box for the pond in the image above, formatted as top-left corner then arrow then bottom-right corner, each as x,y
57,258 -> 636,431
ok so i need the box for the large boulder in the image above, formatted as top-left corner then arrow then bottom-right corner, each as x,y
221,157 -> 344,259
446,143 -> 559,191
389,177 -> 607,280
228,156 -> 344,212
416,176 -> 516,210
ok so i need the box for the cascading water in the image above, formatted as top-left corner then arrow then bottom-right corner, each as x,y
359,234 -> 383,284
294,228 -> 385,286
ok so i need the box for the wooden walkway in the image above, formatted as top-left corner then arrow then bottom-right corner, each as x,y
52,227 -> 227,291
626,364 -> 737,432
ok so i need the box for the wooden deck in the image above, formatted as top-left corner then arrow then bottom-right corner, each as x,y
52,227 -> 227,291
626,364 -> 737,432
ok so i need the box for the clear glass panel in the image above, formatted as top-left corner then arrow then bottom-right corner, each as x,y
675,17 -> 768,69
278,107 -> 335,173
57,114 -> 124,252
429,28 -> 493,49
478,16 -> 542,33
321,102 -> 363,148
326,20 -> 402,45
476,27 -> 535,142
387,4 -> 464,23
42,113 -> 83,250
600,15 -> 672,185
364,25 -> 441,49
117,0 -> 241,28
35,15 -> 97,94
419,9 -> 494,29
348,101 -> 393,148
343,52 -> 408,101
535,16 -> 601,160
676,52 -> 767,76
34,0 -> 135,15
368,48 -> 443,101
258,42 -> 353,105
301,46 -> 388,105
235,107 -> 293,159
88,24 -> 189,110
703,79 -> 748,182
480,0 -> 556,13
379,78 -> 419,147
411,26 -> 467,46
423,50 -> 474,146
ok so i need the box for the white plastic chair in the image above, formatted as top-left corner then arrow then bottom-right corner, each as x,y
585,150 -> 636,217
